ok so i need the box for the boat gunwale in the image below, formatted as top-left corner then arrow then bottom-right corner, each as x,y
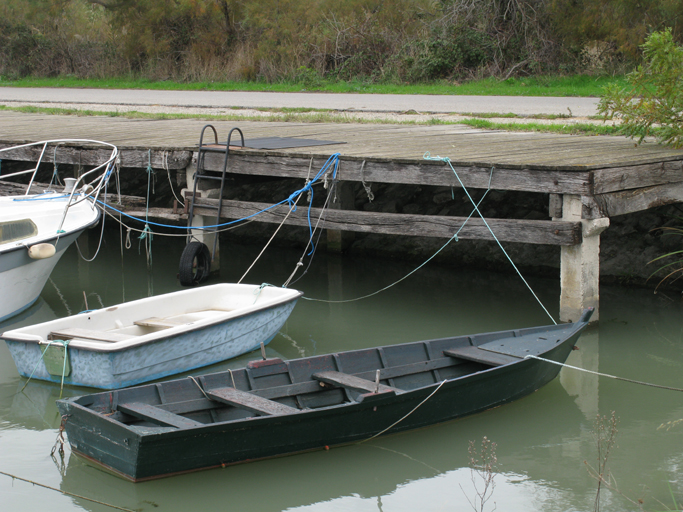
2,286 -> 303,352
0,198 -> 101,256
61,309 -> 592,434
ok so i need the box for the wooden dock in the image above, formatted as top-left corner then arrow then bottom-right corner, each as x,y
2,110 -> 683,321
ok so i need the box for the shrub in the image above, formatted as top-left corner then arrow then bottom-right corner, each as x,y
598,29 -> 683,148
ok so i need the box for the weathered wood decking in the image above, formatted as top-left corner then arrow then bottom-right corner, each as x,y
2,110 -> 683,321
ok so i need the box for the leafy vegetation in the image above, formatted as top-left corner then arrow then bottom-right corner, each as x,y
599,29 -> 683,148
1,0 -> 682,84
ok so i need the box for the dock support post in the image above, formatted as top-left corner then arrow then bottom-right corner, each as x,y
558,195 -> 609,323
184,163 -> 220,273
326,181 -> 355,253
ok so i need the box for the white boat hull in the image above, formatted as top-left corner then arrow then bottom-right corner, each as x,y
2,284 -> 302,389
0,194 -> 100,321
0,230 -> 83,321
0,138 -> 118,321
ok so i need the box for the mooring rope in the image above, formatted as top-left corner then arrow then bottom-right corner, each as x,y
187,376 -> 211,399
75,175 -> 109,263
0,471 -> 135,512
138,150 -> 155,268
163,150 -> 185,207
301,168 -> 493,303
282,177 -> 336,288
49,142 -> 64,189
20,339 -> 70,397
103,206 -> 255,238
358,379 -> 447,444
525,355 -> 683,392
425,153 -> 557,325
94,153 -> 340,238
359,160 -> 374,202
239,159 -> 315,284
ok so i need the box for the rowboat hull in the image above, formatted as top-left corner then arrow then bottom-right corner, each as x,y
56,309 -> 592,481
3,284 -> 302,388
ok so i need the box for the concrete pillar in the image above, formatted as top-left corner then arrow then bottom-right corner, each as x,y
558,194 -> 609,323
184,163 -> 221,273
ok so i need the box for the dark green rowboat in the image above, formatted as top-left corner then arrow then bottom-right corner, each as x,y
56,308 -> 593,481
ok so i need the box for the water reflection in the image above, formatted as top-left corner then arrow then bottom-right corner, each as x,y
0,229 -> 682,511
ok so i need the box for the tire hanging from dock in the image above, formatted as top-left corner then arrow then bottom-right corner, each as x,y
178,241 -> 211,286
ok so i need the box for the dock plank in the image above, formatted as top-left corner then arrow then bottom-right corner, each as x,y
2,112 -> 683,175
193,197 -> 582,245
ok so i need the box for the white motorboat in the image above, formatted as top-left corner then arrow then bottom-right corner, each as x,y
2,283 -> 303,389
0,140 -> 118,321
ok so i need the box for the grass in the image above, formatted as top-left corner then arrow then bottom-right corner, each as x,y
458,118 -> 620,136
0,104 -> 621,137
0,74 -> 628,98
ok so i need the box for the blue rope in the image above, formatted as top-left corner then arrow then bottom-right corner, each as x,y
99,153 -> 341,243
423,152 -> 557,325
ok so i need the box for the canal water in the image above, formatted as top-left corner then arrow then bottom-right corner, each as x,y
1,230 -> 682,512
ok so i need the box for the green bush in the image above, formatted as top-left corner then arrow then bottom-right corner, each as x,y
3,0 -> 683,84
598,29 -> 683,148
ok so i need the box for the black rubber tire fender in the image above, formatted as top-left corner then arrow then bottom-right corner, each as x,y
178,241 -> 211,286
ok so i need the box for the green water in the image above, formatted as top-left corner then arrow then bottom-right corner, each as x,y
1,232 -> 682,512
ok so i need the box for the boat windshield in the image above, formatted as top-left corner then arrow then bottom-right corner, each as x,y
0,219 -> 38,244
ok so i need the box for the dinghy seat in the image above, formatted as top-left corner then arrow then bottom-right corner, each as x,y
207,387 -> 299,416
49,327 -> 135,343
443,346 -> 520,367
134,317 -> 184,329
117,402 -> 203,428
312,371 -> 400,394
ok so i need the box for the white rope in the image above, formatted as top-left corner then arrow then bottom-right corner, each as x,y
163,151 -> 185,207
187,376 -> 211,399
360,160 -> 374,201
102,206 -> 254,238
238,200 -> 301,284
358,379 -> 447,444
525,355 -> 683,392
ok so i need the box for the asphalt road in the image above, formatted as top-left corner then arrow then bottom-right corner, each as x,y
0,87 -> 599,117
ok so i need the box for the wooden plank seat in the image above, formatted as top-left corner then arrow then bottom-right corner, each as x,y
149,357 -> 462,417
312,371 -> 400,394
206,387 -> 299,416
49,327 -> 135,343
443,346 -> 520,367
134,317 -> 183,328
117,402 -> 203,428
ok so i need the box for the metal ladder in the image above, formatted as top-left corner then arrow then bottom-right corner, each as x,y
186,124 -> 244,260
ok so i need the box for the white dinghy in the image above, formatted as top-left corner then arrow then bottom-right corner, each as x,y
2,283 -> 302,389
0,140 -> 118,321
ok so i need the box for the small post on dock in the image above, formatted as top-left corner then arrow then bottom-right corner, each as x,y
558,194 -> 609,323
